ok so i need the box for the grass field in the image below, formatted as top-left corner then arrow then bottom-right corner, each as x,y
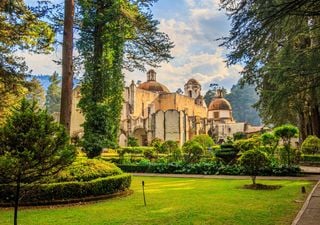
0,176 -> 313,225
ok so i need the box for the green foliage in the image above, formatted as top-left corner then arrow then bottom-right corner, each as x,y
0,99 -> 76,184
220,0 -> 320,137
233,132 -> 246,141
239,150 -> 269,185
45,71 -> 61,114
214,144 -> 239,164
260,132 -> 279,155
0,1 -> 54,125
182,140 -> 204,163
274,124 -> 299,144
301,135 -> 320,155
77,0 -> 173,155
117,161 -> 300,176
127,136 -> 139,147
0,174 -> 131,204
278,147 -> 301,166
233,136 -> 261,152
191,134 -> 214,150
27,78 -> 46,108
301,154 -> 320,164
150,138 -> 164,153
143,149 -> 156,160
161,140 -> 179,154
162,140 -> 181,161
53,159 -> 122,182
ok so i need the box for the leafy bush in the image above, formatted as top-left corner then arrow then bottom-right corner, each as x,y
301,154 -> 320,164
183,140 -> 204,163
301,135 -> 320,155
215,144 -> 239,164
233,136 -> 260,152
117,146 -> 154,156
161,140 -> 182,161
0,174 -> 131,204
191,135 -> 214,150
143,148 -> 156,160
278,147 -> 301,165
52,159 -> 122,182
239,150 -> 269,184
150,138 -> 164,153
233,132 -> 246,140
127,136 -> 139,147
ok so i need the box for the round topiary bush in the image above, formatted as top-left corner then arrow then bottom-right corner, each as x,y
52,158 -> 123,182
0,158 -> 131,206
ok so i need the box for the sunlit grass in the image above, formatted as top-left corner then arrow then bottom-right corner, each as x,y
0,176 -> 313,225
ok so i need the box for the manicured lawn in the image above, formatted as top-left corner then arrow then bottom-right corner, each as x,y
0,176 -> 313,225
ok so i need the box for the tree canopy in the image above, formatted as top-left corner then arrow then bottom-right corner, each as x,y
220,0 -> 320,140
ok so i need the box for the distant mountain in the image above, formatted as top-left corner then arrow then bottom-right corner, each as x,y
28,75 -> 80,91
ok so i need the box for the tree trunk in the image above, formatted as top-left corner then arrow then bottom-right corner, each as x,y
252,175 -> 256,185
60,0 -> 75,134
14,174 -> 21,225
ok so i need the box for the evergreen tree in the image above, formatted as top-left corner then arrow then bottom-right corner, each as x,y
27,77 -> 46,108
0,0 -> 54,124
46,72 -> 61,114
0,99 -> 76,225
220,0 -> 320,139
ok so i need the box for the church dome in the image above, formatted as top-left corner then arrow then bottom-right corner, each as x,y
138,69 -> 170,93
138,81 -> 170,93
208,98 -> 232,111
186,78 -> 200,86
208,98 -> 232,110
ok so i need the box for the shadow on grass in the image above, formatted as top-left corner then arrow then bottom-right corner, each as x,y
242,183 -> 282,190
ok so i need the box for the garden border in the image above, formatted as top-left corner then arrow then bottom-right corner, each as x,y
0,189 -> 133,207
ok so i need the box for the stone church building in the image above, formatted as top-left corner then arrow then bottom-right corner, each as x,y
70,69 -> 261,146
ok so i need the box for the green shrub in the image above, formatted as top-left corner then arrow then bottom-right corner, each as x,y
116,162 -> 300,176
191,135 -> 214,150
117,146 -> 154,156
233,136 -> 260,152
52,158 -> 122,182
215,144 -> 239,164
233,132 -> 246,140
127,136 -> 139,147
301,135 -> 320,155
239,150 -> 269,185
301,154 -> 320,163
150,138 -> 164,153
279,147 -> 301,165
143,149 -> 156,160
183,140 -> 204,163
0,174 -> 131,204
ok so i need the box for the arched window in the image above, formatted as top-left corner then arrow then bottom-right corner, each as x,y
189,90 -> 192,97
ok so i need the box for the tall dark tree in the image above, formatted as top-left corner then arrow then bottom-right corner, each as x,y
77,0 -> 173,157
60,0 -> 75,133
220,0 -> 320,140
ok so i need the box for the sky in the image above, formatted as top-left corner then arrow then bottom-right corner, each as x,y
23,0 -> 242,92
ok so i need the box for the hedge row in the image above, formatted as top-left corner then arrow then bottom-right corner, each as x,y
0,174 -> 131,204
301,154 -> 320,163
117,163 -> 301,176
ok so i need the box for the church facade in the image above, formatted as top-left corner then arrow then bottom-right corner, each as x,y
70,69 -> 262,146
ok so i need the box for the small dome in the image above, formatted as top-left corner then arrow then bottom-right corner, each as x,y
186,78 -> 200,86
138,81 -> 170,93
208,97 -> 232,111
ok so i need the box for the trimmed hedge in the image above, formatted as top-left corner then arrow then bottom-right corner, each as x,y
117,147 -> 154,155
52,159 -> 123,182
117,162 -> 301,176
300,154 -> 320,164
0,174 -> 131,204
